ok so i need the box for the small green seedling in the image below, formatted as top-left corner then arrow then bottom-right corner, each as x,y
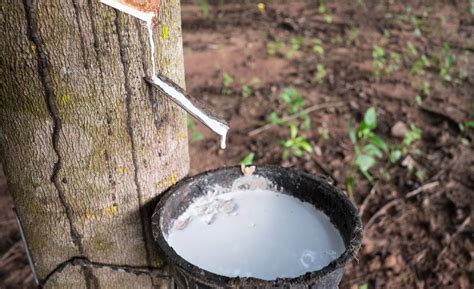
389,124 -> 422,163
314,63 -> 326,84
281,87 -> 304,114
415,80 -> 430,105
410,54 -> 431,75
275,87 -> 311,129
222,72 -> 234,95
312,38 -> 324,56
436,42 -> 457,82
318,127 -> 330,140
187,116 -> 204,142
280,124 -> 313,159
318,3 -> 332,23
240,152 -> 255,166
386,52 -> 401,73
403,124 -> 422,146
194,0 -> 209,17
349,107 -> 388,182
372,45 -> 402,78
242,85 -> 252,98
346,29 -> 359,45
406,41 -> 418,56
266,38 -> 285,56
372,45 -> 386,78
241,77 -> 261,98
286,36 -> 305,59
411,15 -> 422,37
318,3 -> 327,13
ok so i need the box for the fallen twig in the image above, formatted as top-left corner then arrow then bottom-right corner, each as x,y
437,216 -> 471,261
365,199 -> 403,229
359,184 -> 378,218
405,181 -> 439,199
248,101 -> 346,137
311,155 -> 337,185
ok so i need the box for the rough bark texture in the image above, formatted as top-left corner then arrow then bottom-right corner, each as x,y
0,0 -> 189,288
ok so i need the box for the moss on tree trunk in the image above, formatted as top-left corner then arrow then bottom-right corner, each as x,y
0,0 -> 189,288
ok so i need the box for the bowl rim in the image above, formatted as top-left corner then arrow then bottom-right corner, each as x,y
151,165 -> 363,286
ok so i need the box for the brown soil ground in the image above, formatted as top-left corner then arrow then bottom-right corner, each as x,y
1,1 -> 473,288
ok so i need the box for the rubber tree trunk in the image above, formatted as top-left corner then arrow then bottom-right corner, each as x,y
0,0 -> 189,288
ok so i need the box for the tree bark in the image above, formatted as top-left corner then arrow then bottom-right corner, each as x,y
0,0 -> 189,288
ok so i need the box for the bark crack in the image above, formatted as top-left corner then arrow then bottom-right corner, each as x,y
87,0 -> 101,62
136,18 -> 161,130
71,0 -> 90,69
114,11 -> 153,268
22,1 -> 98,288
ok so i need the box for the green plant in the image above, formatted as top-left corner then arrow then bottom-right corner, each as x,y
387,52 -> 401,73
346,28 -> 359,45
314,63 -> 326,84
410,54 -> 431,75
318,127 -> 330,140
406,41 -> 418,56
286,36 -> 305,59
318,3 -> 333,23
436,42 -> 457,82
266,38 -> 285,56
389,124 -> 422,163
194,0 -> 209,17
463,120 -> 474,129
280,88 -> 304,114
241,77 -> 261,98
372,45 -> 402,78
222,72 -> 234,95
187,117 -> 204,142
403,124 -> 422,146
349,107 -> 388,182
267,36 -> 305,59
318,3 -> 327,13
312,38 -> 324,56
372,45 -> 386,78
268,111 -> 285,126
415,95 -> 423,106
415,80 -> 430,105
276,87 -> 311,129
459,120 -> 474,145
242,85 -> 252,98
411,15 -> 422,37
324,14 -> 333,24
240,152 -> 255,165
280,124 -> 313,159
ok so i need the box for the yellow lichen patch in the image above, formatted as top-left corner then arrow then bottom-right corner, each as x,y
155,181 -> 166,188
160,26 -> 170,40
170,176 -> 177,185
84,213 -> 96,219
31,44 -> 37,53
60,94 -> 71,106
117,166 -> 128,174
83,204 -> 118,220
155,175 -> 177,189
103,204 -> 118,217
178,130 -> 186,141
